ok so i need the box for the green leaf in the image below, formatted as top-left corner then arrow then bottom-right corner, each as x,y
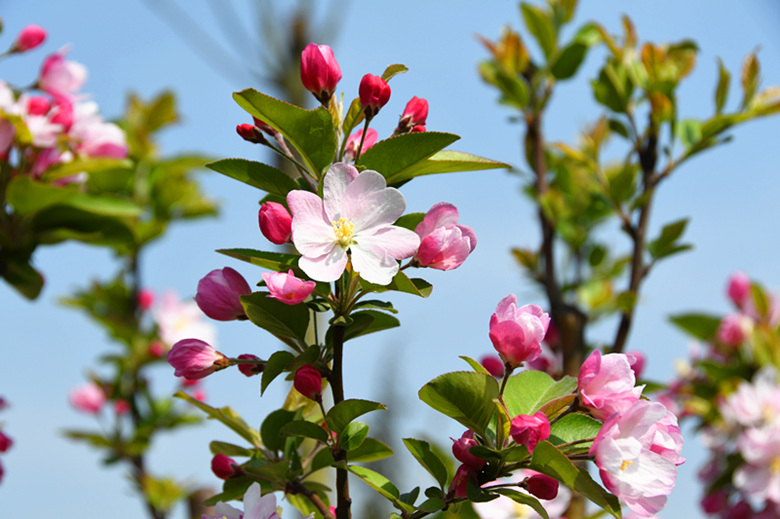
493,489 -> 549,519
677,119 -> 702,149
381,64 -> 409,82
2,259 -> 44,300
529,441 -> 621,518
551,42 -> 587,80
715,57 -> 730,115
340,310 -> 401,342
479,61 -> 530,109
348,465 -> 413,513
385,150 -> 511,184
175,392 -> 261,447
460,355 -> 492,375
503,370 -> 576,417
326,399 -> 386,435
419,371 -> 499,438
548,413 -> 601,452
64,430 -> 112,448
241,292 -> 310,344
647,218 -> 689,260
741,52 -> 759,109
310,449 -> 336,473
217,248 -> 299,272
233,89 -> 336,177
340,421 -> 369,451
261,409 -> 296,451
341,97 -> 365,142
31,205 -> 135,247
394,212 -> 425,232
203,478 -> 255,506
348,437 -> 394,463
206,158 -> 299,197
669,313 -> 722,341
521,3 -> 557,59
262,350 -> 295,395
592,62 -> 632,113
41,157 -> 132,182
403,438 -> 449,490
280,420 -> 330,444
356,132 -> 460,182
351,300 -> 398,314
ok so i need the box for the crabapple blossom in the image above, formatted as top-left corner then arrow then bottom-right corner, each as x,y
717,313 -> 753,347
13,25 -> 47,52
450,464 -> 476,499
578,350 -> 643,420
509,411 -> 550,453
359,74 -> 391,118
300,43 -> 342,105
68,382 -> 105,414
294,365 -> 323,400
38,51 -> 87,97
155,291 -> 217,347
286,163 -> 419,285
203,482 -> 299,519
488,295 -> 550,367
262,269 -> 316,305
721,368 -> 780,428
451,430 -> 485,469
258,201 -> 292,245
167,339 -> 229,380
343,128 -> 378,162
590,400 -> 682,517
734,427 -> 780,504
195,267 -> 251,321
414,202 -> 477,271
395,96 -> 429,133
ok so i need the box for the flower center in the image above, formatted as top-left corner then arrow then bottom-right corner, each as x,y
620,460 -> 633,471
772,457 -> 780,475
332,217 -> 355,248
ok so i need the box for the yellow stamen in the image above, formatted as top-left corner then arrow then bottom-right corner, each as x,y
621,460 -> 633,471
332,217 -> 355,247
772,458 -> 780,475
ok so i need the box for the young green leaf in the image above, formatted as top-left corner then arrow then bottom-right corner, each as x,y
206,159 -> 299,197
403,438 -> 449,490
340,421 -> 370,451
261,350 -> 296,395
240,292 -> 310,344
503,370 -> 576,417
326,399 -> 386,435
669,313 -> 721,341
419,372 -> 499,438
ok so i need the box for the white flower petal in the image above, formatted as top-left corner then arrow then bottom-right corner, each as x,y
350,245 -> 399,285
356,225 -> 420,260
299,247 -> 348,282
323,163 -> 359,221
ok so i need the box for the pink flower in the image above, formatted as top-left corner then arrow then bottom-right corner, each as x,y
14,25 -> 47,52
721,368 -> 780,428
488,295 -> 550,367
69,101 -> 128,158
167,339 -> 229,380
69,382 -> 105,414
286,163 -> 420,285
414,202 -> 477,270
728,271 -> 751,308
262,269 -> 316,305
203,482 -> 286,519
343,128 -> 378,162
237,354 -> 265,377
450,464 -> 476,499
578,350 -> 643,420
258,202 -> 292,245
359,74 -> 391,118
396,96 -> 428,133
195,267 -> 252,321
717,313 -> 753,347
480,355 -> 505,378
626,351 -> 646,380
0,431 -> 12,453
300,43 -> 342,105
451,430 -> 485,470
39,52 -> 87,97
510,411 -> 550,453
735,427 -> 780,503
589,400 -> 681,517
114,400 -> 130,415
294,365 -> 322,400
211,453 -> 242,479
526,473 -> 558,500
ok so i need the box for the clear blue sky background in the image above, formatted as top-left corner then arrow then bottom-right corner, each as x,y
2,1 -> 780,517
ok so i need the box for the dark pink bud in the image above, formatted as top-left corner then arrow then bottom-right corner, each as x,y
450,464 -> 475,499
195,267 -> 252,321
237,354 -> 265,377
211,453 -> 242,479
167,339 -> 229,380
700,490 -> 729,514
396,96 -> 428,133
49,96 -> 74,131
14,25 -> 47,52
252,117 -> 277,136
294,365 -> 322,400
359,74 -> 391,118
114,400 -> 130,415
137,288 -> 154,311
509,411 -> 550,453
727,271 -> 751,307
451,430 -> 485,470
526,473 -> 558,500
258,202 -> 292,245
480,355 -> 505,378
300,43 -> 342,105
0,431 -> 12,453
236,123 -> 266,144
26,96 -> 50,116
148,340 -> 165,358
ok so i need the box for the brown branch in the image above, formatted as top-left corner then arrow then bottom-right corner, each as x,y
288,480 -> 335,519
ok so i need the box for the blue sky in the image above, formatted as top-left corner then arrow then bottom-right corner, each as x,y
2,1 -> 780,517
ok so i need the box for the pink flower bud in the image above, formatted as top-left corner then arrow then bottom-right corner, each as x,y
195,267 -> 252,321
300,43 -> 342,105
14,25 -> 46,52
237,354 -> 265,377
69,382 -> 106,414
167,339 -> 229,380
727,271 -> 751,308
294,365 -> 322,400
137,288 -> 154,311
114,400 -> 130,415
625,350 -> 646,380
450,464 -> 475,498
489,295 -> 550,368
414,202 -> 477,271
410,124 -> 426,133
717,313 -> 753,347
526,472 -> 558,500
211,453 -> 242,479
700,490 -> 729,514
148,340 -> 166,358
258,202 -> 292,245
236,123 -> 266,144
509,411 -> 550,453
343,128 -> 378,162
359,74 -> 391,118
50,96 -> 74,131
262,269 -> 316,305
396,96 -> 428,133
480,355 -> 505,378
0,431 -> 12,453
451,430 -> 485,470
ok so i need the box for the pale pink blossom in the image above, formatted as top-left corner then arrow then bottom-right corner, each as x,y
287,163 -> 419,285
167,338 -> 229,380
155,291 -> 217,347
722,368 -> 780,428
414,202 -> 476,271
472,470 -> 572,519
488,295 -> 550,367
734,427 -> 780,504
195,267 -> 252,321
39,51 -> 87,97
343,128 -> 378,162
262,269 -> 316,305
717,313 -> 753,347
578,350 -> 643,420
69,101 -> 127,158
69,382 -> 105,414
203,482 -> 298,519
590,400 -> 682,517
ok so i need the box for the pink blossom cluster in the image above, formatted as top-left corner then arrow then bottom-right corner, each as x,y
0,33 -> 127,182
